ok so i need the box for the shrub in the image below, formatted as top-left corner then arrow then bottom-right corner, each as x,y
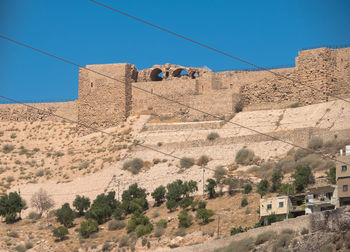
243,184 -> 252,194
6,176 -> 14,183
235,148 -> 255,165
108,219 -> 126,230
165,180 -> 198,211
257,179 -> 269,196
156,219 -> 167,228
241,198 -> 248,207
122,158 -> 144,174
278,184 -> 295,195
234,101 -> 244,113
151,186 -> 166,206
180,157 -> 195,168
255,231 -> 276,245
294,148 -> 311,161
271,169 -> 283,192
301,227 -> 309,235
207,132 -> 219,141
55,203 -> 76,227
79,218 -> 98,238
15,245 -> 26,252
86,191 -> 120,224
281,228 -> 294,235
225,177 -> 239,195
30,188 -> 54,216
175,227 -> 186,237
197,155 -> 210,166
0,192 -> 25,223
197,208 -> 214,224
290,102 -> 300,108
154,226 -> 165,237
3,144 -> 15,154
28,211 -> 41,220
292,165 -> 315,192
205,179 -> 217,199
214,166 -> 227,183
327,167 -> 336,184
198,201 -> 207,209
126,212 -> 153,237
52,226 -> 68,241
308,137 -> 323,150
178,210 -> 192,228
119,235 -> 129,247
73,195 -> 90,216
166,199 -> 177,212
179,196 -> 193,209
122,183 -> 148,214
276,157 -> 296,174
216,237 -> 253,252
273,234 -> 292,250
297,153 -> 333,171
25,241 -> 33,249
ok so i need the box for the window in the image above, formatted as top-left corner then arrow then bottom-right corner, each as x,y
342,165 -> 347,172
267,204 -> 272,210
343,185 -> 348,192
279,202 -> 284,208
90,82 -> 93,88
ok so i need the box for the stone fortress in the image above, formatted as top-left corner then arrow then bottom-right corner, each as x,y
1,46 -> 349,132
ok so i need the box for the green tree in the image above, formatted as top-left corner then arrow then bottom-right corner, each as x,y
197,208 -> 214,224
271,169 -> 283,192
225,177 -> 238,195
327,167 -> 336,185
151,186 -> 166,206
79,218 -> 98,238
257,180 -> 269,197
292,165 -> 315,192
122,184 -> 148,215
126,211 -> 153,237
243,184 -> 252,194
55,203 -> 76,227
113,201 -> 124,220
241,198 -> 248,207
86,191 -> 119,224
52,226 -> 68,241
205,179 -> 217,199
165,180 -> 198,211
278,184 -> 295,195
166,199 -> 177,212
73,195 -> 90,216
0,192 -> 25,223
178,210 -> 192,228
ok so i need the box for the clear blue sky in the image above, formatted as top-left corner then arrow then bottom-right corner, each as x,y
1,0 -> 349,102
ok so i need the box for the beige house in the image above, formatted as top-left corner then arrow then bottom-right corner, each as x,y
337,148 -> 350,207
260,196 -> 290,218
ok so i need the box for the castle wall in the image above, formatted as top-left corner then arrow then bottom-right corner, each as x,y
0,101 -> 77,122
77,63 -> 133,132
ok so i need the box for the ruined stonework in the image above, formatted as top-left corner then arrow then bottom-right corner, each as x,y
77,63 -> 133,132
0,47 -> 349,131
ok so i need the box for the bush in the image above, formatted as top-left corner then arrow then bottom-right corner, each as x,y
180,157 -> 195,168
278,184 -> 295,195
52,226 -> 68,241
108,220 -> 126,230
235,148 -> 255,165
207,132 -> 219,141
273,234 -> 292,250
178,210 -> 192,228
122,183 -> 148,214
165,180 -> 198,211
216,237 -> 253,252
2,144 -> 14,154
55,203 -> 76,227
234,101 -> 244,113
166,199 -> 177,212
257,179 -> 269,196
297,153 -> 334,171
281,228 -> 294,235
243,184 -> 252,194
292,165 -> 315,192
122,158 -> 144,174
175,227 -> 186,237
119,235 -> 129,247
179,196 -> 193,209
198,201 -> 207,209
0,192 -> 25,223
86,191 -> 120,224
79,218 -> 98,238
241,198 -> 248,207
308,137 -> 323,150
154,226 -> 165,237
126,212 -> 153,237
301,227 -> 309,235
28,211 -> 41,220
197,155 -> 210,166
197,208 -> 214,224
290,102 -> 300,108
205,179 -> 217,199
255,231 -> 276,245
276,157 -> 296,174
151,186 -> 166,206
294,148 -> 311,161
156,219 -> 167,228
73,195 -> 90,216
327,167 -> 336,184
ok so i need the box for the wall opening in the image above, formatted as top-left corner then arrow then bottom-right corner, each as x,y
191,71 -> 199,79
131,69 -> 138,82
90,82 -> 94,88
165,71 -> 169,79
173,68 -> 188,77
150,68 -> 163,81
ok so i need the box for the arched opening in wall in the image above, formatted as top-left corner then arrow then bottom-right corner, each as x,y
190,71 -> 199,79
173,68 -> 188,78
150,68 -> 163,81
131,69 -> 138,82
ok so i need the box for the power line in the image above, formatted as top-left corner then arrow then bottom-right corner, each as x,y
88,0 -> 350,105
0,34 -> 349,168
